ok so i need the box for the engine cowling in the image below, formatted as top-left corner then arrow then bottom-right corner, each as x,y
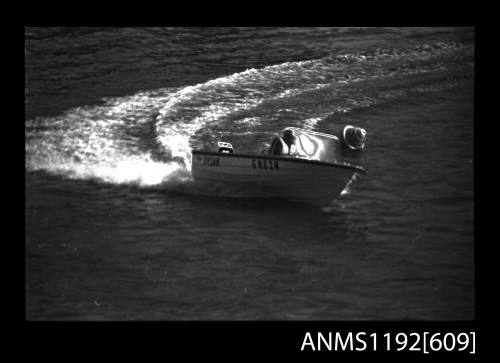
340,125 -> 366,152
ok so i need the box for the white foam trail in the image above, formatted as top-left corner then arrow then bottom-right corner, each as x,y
44,156 -> 190,186
27,43 -> 467,192
26,88 -> 189,187
301,117 -> 324,130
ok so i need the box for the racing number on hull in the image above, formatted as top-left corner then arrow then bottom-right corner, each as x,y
201,156 -> 279,170
252,159 -> 280,170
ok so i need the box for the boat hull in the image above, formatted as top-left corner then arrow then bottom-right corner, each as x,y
191,151 -> 365,205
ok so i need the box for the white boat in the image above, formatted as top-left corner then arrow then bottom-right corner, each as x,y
191,126 -> 366,205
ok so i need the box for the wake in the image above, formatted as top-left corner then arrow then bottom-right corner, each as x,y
26,40 -> 469,193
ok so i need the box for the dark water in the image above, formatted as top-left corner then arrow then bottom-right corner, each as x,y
25,27 -> 474,320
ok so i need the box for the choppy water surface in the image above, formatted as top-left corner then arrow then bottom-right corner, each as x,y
25,27 -> 474,320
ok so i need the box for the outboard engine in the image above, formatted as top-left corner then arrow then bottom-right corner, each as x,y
339,125 -> 367,155
217,141 -> 234,153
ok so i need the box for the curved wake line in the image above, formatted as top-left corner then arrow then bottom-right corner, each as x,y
25,87 -> 190,188
26,40 -> 470,190
30,156 -> 191,187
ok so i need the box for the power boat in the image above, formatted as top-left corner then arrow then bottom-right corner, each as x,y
191,125 -> 367,205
